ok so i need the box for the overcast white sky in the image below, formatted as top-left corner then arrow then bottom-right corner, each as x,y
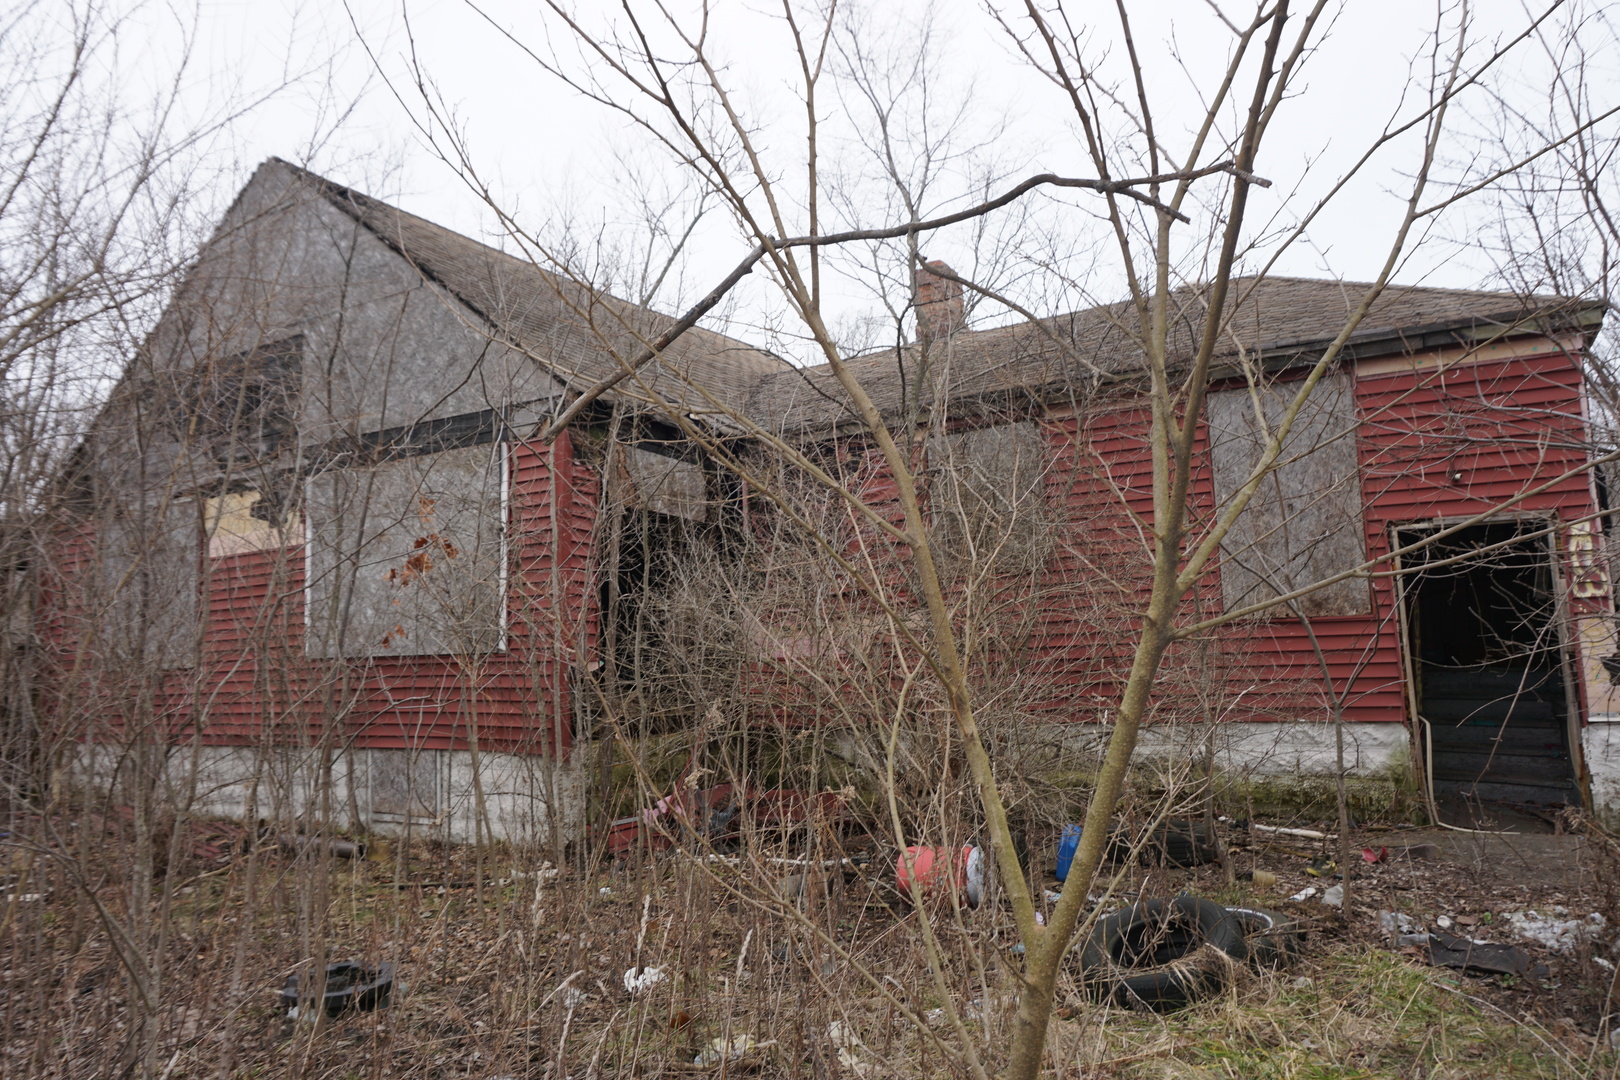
102,0 -> 1609,361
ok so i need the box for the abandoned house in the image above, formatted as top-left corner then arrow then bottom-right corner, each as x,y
35,158 -> 1620,841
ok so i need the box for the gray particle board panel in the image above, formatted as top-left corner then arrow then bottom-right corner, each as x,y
305,444 -> 506,658
97,500 -> 201,670
1207,374 -> 1370,616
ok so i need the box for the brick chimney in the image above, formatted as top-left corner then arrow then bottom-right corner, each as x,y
914,259 -> 965,344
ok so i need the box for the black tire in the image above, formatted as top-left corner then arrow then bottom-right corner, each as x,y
1152,820 -> 1220,868
1223,906 -> 1303,968
1076,896 -> 1249,1011
1105,820 -> 1221,867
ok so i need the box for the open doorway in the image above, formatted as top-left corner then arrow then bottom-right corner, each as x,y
1398,520 -> 1578,808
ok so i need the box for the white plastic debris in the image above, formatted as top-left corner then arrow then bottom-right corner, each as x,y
1288,886 -> 1319,903
562,987 -> 588,1011
1379,910 -> 1421,934
1436,915 -> 1454,930
923,1008 -> 945,1028
598,886 -> 614,897
622,966 -> 667,995
1321,884 -> 1344,908
694,1035 -> 758,1067
1504,908 -> 1607,954
828,1021 -> 873,1076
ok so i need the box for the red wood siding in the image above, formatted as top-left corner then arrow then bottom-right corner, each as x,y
44,433 -> 599,758
1206,347 -> 1595,728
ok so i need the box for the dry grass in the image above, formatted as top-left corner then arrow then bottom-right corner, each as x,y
2,812 -> 1617,1079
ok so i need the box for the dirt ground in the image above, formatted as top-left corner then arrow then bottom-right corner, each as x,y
3,803 -> 1618,1078
1137,806 -> 1620,1050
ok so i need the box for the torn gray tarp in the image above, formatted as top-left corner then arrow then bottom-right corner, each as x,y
1425,931 -> 1549,978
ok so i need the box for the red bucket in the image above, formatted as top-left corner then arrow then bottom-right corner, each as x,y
895,845 -> 985,909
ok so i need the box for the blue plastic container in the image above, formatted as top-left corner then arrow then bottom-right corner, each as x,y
1054,823 -> 1083,882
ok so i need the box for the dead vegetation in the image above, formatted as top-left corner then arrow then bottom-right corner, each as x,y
2,796 -> 1617,1079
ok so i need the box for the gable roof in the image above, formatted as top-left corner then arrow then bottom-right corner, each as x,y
747,276 -> 1604,433
263,161 -> 1603,439
272,159 -> 787,421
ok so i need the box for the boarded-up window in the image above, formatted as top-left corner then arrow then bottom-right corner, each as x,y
1207,374 -> 1368,615
929,421 -> 1051,572
305,445 -> 505,658
622,446 -> 707,521
98,500 -> 200,669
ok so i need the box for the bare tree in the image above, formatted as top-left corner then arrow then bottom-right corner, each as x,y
355,1 -> 1620,1075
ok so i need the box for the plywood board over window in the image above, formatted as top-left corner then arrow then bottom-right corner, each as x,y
1207,373 -> 1369,616
306,444 -> 506,658
621,445 -> 707,521
98,500 -> 201,669
929,421 -> 1052,573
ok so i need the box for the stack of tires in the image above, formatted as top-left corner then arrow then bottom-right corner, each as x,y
1074,896 -> 1302,1011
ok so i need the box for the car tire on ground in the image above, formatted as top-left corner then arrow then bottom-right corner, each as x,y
1076,896 -> 1249,1012
1223,906 -> 1303,968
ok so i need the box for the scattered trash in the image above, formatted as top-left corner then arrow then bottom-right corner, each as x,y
0,891 -> 46,903
598,886 -> 614,898
1321,884 -> 1344,908
562,987 -> 588,1010
1361,846 -> 1388,864
513,862 -> 559,885
275,833 -> 365,859
923,1007 -> 946,1027
1292,976 -> 1314,988
1377,910 -> 1422,939
1503,908 -> 1608,954
1247,869 -> 1277,889
1426,931 -> 1548,978
1287,886 -> 1319,903
828,1021 -> 873,1076
1075,896 -> 1251,1012
1109,819 -> 1220,868
1436,915 -> 1454,931
622,966 -> 666,995
693,1035 -> 768,1067
280,961 -> 395,1019
895,845 -> 985,909
1055,824 -> 1083,881
1305,857 -> 1337,878
1247,823 -> 1335,841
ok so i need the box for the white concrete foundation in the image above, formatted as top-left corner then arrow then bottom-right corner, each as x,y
1583,718 -> 1620,829
69,742 -> 589,847
1029,719 -> 1412,779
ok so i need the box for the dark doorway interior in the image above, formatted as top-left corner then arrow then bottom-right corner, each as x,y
1400,521 -> 1577,806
